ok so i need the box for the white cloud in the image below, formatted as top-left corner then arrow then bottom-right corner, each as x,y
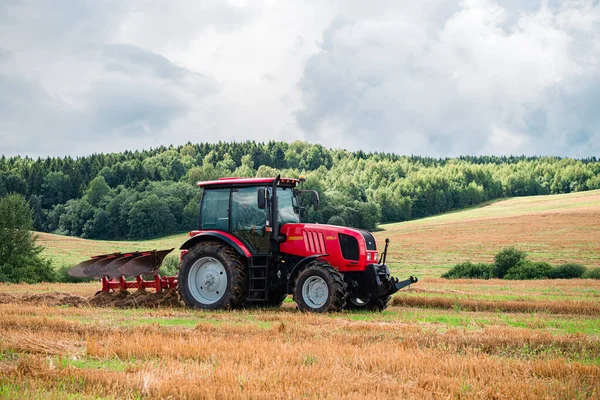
297,0 -> 600,157
0,0 -> 599,157
483,124 -> 530,154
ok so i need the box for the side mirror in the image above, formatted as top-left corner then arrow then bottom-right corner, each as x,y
312,191 -> 319,211
257,188 -> 266,209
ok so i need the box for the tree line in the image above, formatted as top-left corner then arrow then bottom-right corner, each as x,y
1,140 -> 599,239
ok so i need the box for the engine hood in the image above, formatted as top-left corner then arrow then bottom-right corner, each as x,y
279,223 -> 379,272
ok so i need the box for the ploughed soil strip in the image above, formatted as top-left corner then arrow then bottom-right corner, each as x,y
0,290 -> 183,308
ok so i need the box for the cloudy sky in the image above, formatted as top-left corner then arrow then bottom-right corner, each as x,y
1,0 -> 599,158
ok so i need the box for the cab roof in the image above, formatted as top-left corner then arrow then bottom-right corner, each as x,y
197,177 -> 299,189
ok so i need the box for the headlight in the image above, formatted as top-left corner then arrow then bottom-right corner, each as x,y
374,253 -> 378,261
367,253 -> 371,261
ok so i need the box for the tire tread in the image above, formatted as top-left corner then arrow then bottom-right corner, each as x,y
293,260 -> 347,312
178,241 -> 246,310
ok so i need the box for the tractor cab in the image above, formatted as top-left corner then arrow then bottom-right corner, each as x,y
195,177 -> 305,253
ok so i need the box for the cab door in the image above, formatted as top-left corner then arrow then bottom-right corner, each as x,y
230,187 -> 269,253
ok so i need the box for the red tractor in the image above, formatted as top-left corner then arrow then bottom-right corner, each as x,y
69,175 -> 417,312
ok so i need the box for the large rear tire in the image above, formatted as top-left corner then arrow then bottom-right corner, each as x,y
293,261 -> 347,312
345,295 -> 391,312
178,241 -> 246,310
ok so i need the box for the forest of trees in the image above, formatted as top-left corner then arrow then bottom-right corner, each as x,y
1,140 -> 599,240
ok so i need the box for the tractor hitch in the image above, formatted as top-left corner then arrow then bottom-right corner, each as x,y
378,275 -> 418,297
357,263 -> 418,299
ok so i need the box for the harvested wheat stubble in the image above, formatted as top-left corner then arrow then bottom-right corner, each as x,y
1,294 -> 600,399
3,311 -> 599,363
2,320 -> 599,399
392,294 -> 600,316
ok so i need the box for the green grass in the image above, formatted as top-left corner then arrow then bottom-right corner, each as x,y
340,307 -> 600,337
0,380 -> 118,400
57,356 -> 130,372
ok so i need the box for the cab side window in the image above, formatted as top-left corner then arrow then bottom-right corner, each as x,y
200,189 -> 230,230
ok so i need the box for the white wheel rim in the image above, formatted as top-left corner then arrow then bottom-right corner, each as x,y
302,276 -> 329,309
188,257 -> 227,305
349,297 -> 368,306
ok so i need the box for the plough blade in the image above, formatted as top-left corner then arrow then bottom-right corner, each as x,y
67,249 -> 174,278
119,249 -> 174,277
67,253 -> 121,278
100,253 -> 141,278
84,255 -> 123,278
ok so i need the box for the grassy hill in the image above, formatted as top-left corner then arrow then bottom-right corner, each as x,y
38,189 -> 600,277
37,232 -> 188,267
380,189 -> 600,277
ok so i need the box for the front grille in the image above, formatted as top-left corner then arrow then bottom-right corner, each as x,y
339,234 -> 359,261
304,230 -> 326,254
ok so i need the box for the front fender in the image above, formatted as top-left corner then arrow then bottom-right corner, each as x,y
180,231 -> 252,258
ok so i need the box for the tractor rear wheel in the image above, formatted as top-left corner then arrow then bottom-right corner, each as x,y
345,295 -> 391,312
293,261 -> 347,312
178,241 -> 246,310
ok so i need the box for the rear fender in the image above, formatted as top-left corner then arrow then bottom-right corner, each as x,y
180,231 -> 252,258
286,254 -> 329,293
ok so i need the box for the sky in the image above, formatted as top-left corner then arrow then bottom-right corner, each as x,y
1,0 -> 599,158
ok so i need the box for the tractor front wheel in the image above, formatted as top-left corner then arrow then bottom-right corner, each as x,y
178,241 -> 246,310
294,261 -> 347,312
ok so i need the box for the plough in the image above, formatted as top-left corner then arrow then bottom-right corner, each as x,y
69,249 -> 177,293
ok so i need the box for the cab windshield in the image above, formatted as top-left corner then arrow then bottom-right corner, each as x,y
277,187 -> 299,224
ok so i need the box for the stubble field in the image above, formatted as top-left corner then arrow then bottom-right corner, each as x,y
1,190 -> 599,399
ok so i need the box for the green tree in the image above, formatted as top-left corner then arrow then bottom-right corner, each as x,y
216,153 -> 236,172
59,198 -> 96,236
128,195 -> 177,239
85,176 -> 111,207
168,158 -> 186,181
182,198 -> 201,229
41,171 -> 72,207
233,155 -> 255,177
0,172 -> 27,196
256,165 -> 278,177
0,194 -> 54,283
327,215 -> 347,226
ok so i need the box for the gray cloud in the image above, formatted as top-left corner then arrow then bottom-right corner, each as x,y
101,44 -> 196,81
0,0 -> 224,157
296,0 -> 600,157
